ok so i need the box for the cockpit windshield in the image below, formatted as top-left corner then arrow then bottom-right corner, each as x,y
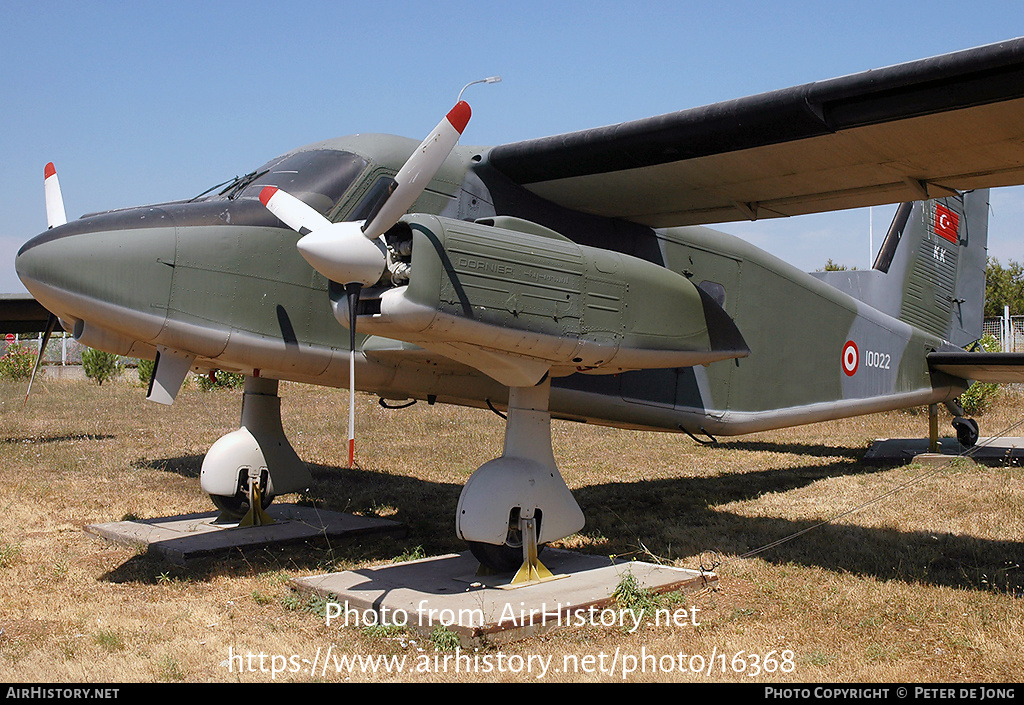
197,149 -> 368,218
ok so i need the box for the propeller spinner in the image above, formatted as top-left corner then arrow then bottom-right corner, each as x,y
259,187 -> 387,287
260,99 -> 474,468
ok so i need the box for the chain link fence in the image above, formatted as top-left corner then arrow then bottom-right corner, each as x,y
2,332 -> 86,365
983,316 -> 1024,352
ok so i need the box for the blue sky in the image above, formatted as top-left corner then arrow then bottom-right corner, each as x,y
4,1 -> 1024,292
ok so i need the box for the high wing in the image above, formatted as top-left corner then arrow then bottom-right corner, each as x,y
0,294 -> 52,334
486,37 -> 1024,228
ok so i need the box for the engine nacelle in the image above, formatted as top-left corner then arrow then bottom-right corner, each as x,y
351,214 -> 747,379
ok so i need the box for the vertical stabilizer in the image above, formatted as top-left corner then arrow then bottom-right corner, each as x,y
816,190 -> 989,348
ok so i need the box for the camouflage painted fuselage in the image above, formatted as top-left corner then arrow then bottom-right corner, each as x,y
16,133 -> 978,436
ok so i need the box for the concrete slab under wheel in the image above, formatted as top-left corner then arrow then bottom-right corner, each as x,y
84,504 -> 403,564
290,548 -> 716,646
864,437 -> 1024,467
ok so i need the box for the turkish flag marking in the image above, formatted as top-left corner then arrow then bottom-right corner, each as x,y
935,204 -> 960,244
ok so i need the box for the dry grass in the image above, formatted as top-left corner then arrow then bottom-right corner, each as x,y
0,374 -> 1021,682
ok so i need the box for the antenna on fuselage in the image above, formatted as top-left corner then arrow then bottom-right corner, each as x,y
458,76 -> 502,103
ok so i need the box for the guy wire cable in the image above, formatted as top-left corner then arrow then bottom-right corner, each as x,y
700,412 -> 1024,574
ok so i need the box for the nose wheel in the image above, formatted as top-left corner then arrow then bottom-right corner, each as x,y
210,466 -> 275,526
209,489 -> 272,521
201,377 -> 311,525
469,542 -> 531,574
511,511 -> 554,584
467,507 -> 547,574
468,511 -> 554,584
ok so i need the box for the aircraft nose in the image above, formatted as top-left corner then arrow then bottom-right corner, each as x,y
16,207 -> 177,343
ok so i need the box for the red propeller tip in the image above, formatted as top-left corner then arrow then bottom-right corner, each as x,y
259,186 -> 278,206
446,101 -> 472,134
44,162 -> 57,179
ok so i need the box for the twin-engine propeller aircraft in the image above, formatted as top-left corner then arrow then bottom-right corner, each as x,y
10,38 -> 1024,579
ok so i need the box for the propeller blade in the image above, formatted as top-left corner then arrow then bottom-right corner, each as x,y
259,99 -> 475,470
44,163 -> 67,229
24,313 -> 57,404
361,101 -> 471,240
344,282 -> 361,468
259,186 -> 332,235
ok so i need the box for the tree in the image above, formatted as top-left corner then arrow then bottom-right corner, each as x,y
196,369 -> 245,391
984,257 -> 1024,318
818,259 -> 857,272
136,358 -> 155,386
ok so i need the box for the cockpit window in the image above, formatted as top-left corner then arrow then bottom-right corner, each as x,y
200,150 -> 368,218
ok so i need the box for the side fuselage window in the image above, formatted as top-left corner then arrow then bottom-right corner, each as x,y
235,150 -> 369,218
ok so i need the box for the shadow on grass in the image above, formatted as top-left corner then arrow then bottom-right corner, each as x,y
134,453 -> 203,479
714,439 -> 865,460
2,433 -> 115,445
114,453 -> 1022,595
574,465 -> 1024,596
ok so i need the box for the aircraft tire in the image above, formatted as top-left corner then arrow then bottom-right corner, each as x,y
467,540 -> 544,574
952,417 -> 980,448
210,491 -> 274,520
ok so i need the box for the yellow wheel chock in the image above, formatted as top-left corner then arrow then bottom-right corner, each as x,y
510,516 -> 555,585
238,471 -> 274,527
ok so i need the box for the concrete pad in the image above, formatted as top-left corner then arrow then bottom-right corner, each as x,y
290,548 -> 716,646
864,437 -> 1024,467
84,504 -> 403,564
909,453 -> 980,469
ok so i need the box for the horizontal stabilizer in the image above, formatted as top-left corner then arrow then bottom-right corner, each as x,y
928,351 -> 1024,383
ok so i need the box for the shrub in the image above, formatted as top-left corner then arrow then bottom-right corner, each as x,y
136,358 -> 155,386
958,334 -> 1001,415
81,348 -> 121,385
0,343 -> 35,380
429,626 -> 461,652
196,370 -> 246,391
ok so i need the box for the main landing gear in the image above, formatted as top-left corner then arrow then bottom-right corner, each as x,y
456,378 -> 584,581
951,415 -> 980,448
196,373 -> 581,580
200,376 -> 312,524
930,400 -> 980,451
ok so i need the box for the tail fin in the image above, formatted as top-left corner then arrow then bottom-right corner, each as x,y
819,190 -> 989,347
